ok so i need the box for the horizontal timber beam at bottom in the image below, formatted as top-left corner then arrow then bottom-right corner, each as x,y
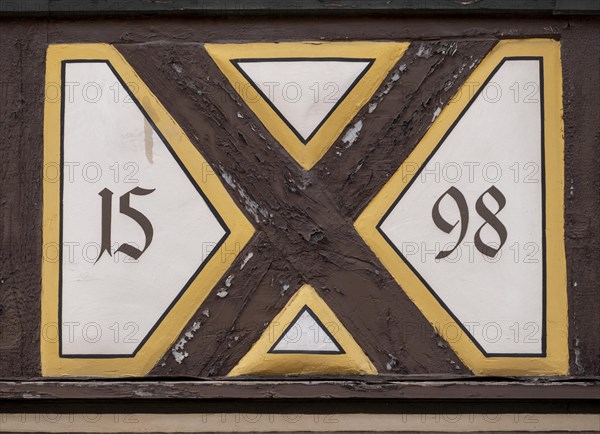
1,412 -> 599,433
0,379 -> 599,401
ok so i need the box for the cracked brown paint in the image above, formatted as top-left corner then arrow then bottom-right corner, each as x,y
119,41 -> 490,376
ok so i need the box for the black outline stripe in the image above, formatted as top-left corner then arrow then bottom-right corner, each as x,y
231,57 -> 374,145
376,57 -> 547,358
268,305 -> 346,355
58,60 -> 230,359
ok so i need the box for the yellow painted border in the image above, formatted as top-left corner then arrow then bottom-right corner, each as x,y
41,44 -> 255,377
205,42 -> 408,170
228,284 -> 377,376
354,39 -> 568,376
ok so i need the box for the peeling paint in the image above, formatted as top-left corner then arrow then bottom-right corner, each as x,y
240,251 -> 254,269
432,106 -> 442,122
342,120 -> 363,147
574,338 -> 584,373
569,178 -> 575,197
172,348 -> 188,364
436,42 -> 458,56
385,353 -> 398,371
170,62 -> 183,74
368,63 -> 405,114
170,321 -> 203,364
220,167 -> 270,223
172,338 -> 189,364
416,44 -> 433,59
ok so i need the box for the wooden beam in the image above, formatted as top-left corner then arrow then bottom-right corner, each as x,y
1,379 -> 599,401
1,0 -> 599,17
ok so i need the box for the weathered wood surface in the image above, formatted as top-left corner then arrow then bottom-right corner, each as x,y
1,379 -> 599,400
120,39 -> 495,377
0,15 -> 598,379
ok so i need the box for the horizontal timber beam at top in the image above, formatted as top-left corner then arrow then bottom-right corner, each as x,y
1,379 -> 599,401
1,0 -> 600,17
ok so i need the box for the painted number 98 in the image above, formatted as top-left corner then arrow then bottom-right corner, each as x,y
432,186 -> 507,259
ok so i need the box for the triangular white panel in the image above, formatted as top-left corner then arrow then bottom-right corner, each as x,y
61,62 -> 226,356
380,59 -> 544,355
270,306 -> 343,354
234,59 -> 372,142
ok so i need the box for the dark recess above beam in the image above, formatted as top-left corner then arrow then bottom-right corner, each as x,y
1,0 -> 600,17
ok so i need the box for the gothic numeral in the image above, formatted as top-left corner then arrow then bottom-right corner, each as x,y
432,186 -> 507,258
97,187 -> 156,262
